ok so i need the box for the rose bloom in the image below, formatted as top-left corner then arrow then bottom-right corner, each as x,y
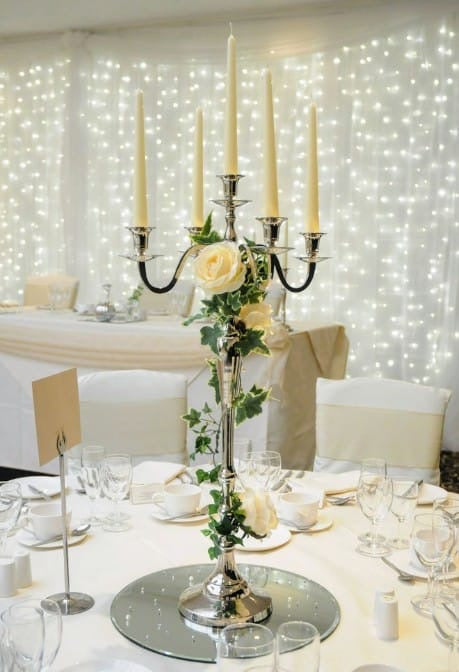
238,302 -> 272,332
194,241 -> 246,295
239,488 -> 278,537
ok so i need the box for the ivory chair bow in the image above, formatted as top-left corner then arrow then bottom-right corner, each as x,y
23,273 -> 79,308
314,377 -> 452,484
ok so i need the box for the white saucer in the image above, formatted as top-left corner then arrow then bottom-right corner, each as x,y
61,660 -> 152,672
417,483 -> 447,505
390,549 -> 459,580
352,666 -> 406,672
17,528 -> 87,550
236,525 -> 291,552
151,503 -> 208,524
11,476 -> 61,500
281,513 -> 333,534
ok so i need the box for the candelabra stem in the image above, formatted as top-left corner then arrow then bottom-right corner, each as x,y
138,245 -> 201,294
272,254 -> 316,292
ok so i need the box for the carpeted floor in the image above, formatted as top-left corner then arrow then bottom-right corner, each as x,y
440,450 -> 459,493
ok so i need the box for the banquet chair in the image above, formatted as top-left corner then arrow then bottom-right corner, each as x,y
23,273 -> 79,309
139,279 -> 195,317
78,370 -> 188,464
314,377 -> 452,484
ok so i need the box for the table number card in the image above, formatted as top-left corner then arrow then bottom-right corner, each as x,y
32,368 -> 81,465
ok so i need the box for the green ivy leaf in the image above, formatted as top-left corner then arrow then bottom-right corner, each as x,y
190,212 -> 223,245
208,360 -> 221,405
236,328 -> 270,357
182,408 -> 201,428
201,324 -> 224,355
235,385 -> 270,425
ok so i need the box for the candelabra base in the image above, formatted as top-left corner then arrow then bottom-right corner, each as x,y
178,582 -> 272,628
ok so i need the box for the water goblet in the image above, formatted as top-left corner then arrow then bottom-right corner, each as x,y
81,445 -> 105,525
357,458 -> 388,545
411,513 -> 455,616
356,460 -> 393,557
101,454 -> 132,532
1,602 -> 45,672
276,620 -> 320,672
217,623 -> 275,672
10,598 -> 62,672
433,501 -> 459,599
390,479 -> 419,549
0,482 -> 22,555
249,451 -> 282,492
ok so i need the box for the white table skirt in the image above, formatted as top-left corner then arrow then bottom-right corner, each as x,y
0,482 -> 449,672
0,310 -> 348,473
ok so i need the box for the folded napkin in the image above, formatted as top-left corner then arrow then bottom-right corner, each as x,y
293,470 -> 360,495
132,461 -> 186,485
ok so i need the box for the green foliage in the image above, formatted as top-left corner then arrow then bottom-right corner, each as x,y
190,212 -> 223,245
235,385 -> 270,425
203,490 -> 251,560
128,284 -> 144,302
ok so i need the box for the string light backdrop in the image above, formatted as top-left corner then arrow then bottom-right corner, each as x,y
0,12 -> 457,449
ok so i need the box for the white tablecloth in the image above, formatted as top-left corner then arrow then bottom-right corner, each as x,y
0,481 -> 449,672
0,310 -> 348,472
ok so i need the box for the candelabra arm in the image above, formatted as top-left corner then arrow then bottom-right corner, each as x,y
138,245 -> 201,294
272,254 -> 316,293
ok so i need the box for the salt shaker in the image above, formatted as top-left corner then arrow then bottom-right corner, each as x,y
14,550 -> 32,589
373,587 -> 399,640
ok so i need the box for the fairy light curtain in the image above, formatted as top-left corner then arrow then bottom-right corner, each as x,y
0,5 -> 458,450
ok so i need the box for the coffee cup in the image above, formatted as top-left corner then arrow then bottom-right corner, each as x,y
153,484 -> 201,516
29,502 -> 71,541
277,491 -> 320,527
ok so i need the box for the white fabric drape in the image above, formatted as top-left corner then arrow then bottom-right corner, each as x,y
0,1 -> 458,450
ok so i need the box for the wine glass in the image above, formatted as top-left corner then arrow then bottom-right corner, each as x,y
0,482 -> 22,555
217,623 -> 275,672
1,602 -> 45,672
0,620 -> 13,671
357,458 -> 387,545
411,513 -> 455,616
101,454 -> 132,532
432,591 -> 459,672
433,501 -> 459,599
249,451 -> 282,492
356,459 -> 393,557
390,479 -> 419,549
10,599 -> 62,672
276,621 -> 320,672
81,445 -> 105,525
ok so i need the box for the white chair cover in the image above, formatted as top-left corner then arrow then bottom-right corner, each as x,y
314,377 -> 452,484
24,273 -> 79,308
139,279 -> 195,317
78,369 -> 188,463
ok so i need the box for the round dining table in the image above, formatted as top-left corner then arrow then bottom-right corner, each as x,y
1,478 -> 453,672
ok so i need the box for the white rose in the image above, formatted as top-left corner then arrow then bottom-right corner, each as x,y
194,242 -> 246,295
238,302 -> 272,332
239,488 -> 278,537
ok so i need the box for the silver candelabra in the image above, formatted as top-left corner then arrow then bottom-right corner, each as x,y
123,173 -> 328,628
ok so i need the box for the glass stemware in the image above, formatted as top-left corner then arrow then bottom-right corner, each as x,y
1,602 -> 45,672
390,479 -> 419,549
0,482 -> 23,556
9,598 -> 62,672
217,623 -> 275,672
81,445 -> 105,525
238,451 -> 281,493
276,620 -> 320,672
433,501 -> 459,599
411,513 -> 455,616
101,454 -> 132,532
432,592 -> 459,672
356,458 -> 393,557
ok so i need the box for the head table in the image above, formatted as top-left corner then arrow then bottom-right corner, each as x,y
0,309 -> 348,473
1,476 -> 450,672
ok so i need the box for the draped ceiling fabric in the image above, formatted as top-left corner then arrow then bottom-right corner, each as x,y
0,0 -> 458,450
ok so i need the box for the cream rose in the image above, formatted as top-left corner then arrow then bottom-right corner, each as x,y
194,242 -> 246,295
239,488 -> 278,537
238,302 -> 272,332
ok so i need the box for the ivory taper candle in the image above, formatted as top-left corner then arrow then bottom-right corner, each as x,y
192,108 -> 204,228
306,104 -> 320,233
224,33 -> 238,174
134,90 -> 148,228
263,69 -> 279,217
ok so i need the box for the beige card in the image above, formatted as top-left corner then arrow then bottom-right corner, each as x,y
32,368 -> 81,466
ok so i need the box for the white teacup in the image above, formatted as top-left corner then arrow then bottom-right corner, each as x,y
153,484 -> 201,517
277,492 -> 320,528
29,502 -> 72,540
